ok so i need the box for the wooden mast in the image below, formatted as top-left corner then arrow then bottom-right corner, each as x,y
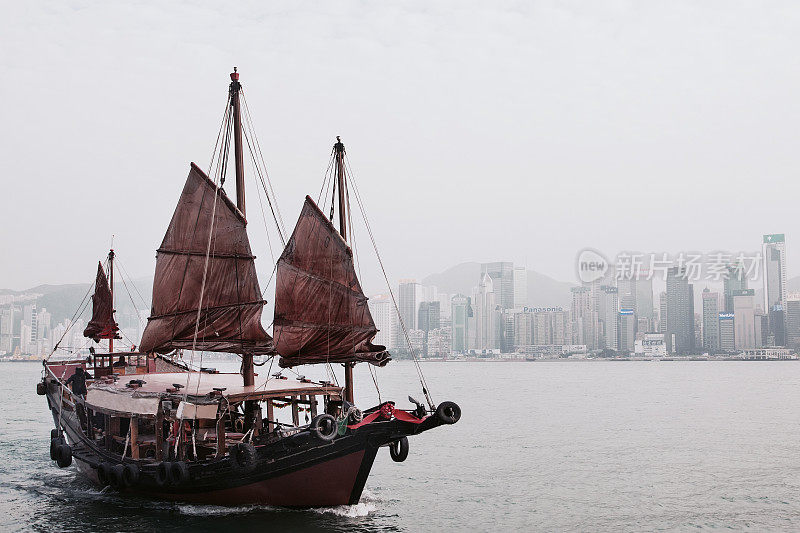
334,137 -> 355,404
108,248 -> 115,354
230,67 -> 255,388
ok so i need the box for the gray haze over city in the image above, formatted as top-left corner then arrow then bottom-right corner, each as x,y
3,1 -> 800,296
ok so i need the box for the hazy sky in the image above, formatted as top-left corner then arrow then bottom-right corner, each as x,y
3,1 -> 800,295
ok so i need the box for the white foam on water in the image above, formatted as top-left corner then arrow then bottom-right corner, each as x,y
176,504 -> 278,516
310,501 -> 377,518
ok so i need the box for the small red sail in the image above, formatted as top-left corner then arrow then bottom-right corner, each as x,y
139,163 -> 274,355
83,262 -> 120,342
274,196 -> 389,368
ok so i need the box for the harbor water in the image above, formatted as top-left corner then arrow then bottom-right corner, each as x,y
3,360 -> 800,531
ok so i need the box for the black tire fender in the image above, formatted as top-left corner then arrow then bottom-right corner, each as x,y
97,462 -> 111,486
435,401 -> 461,425
154,462 -> 170,487
389,436 -> 409,462
230,443 -> 257,473
50,428 -> 60,440
109,464 -> 125,488
50,437 -> 63,461
309,414 -> 337,443
56,444 -> 72,468
168,461 -> 189,486
122,463 -> 139,486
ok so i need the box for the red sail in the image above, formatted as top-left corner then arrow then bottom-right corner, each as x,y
274,196 -> 389,368
83,262 -> 120,341
139,163 -> 274,355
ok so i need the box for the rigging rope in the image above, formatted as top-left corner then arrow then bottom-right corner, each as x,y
46,280 -> 95,362
344,155 -> 436,410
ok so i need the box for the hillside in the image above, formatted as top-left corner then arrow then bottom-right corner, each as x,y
422,262 -> 574,308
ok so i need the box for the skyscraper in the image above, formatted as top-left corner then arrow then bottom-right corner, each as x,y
723,263 -> 748,313
665,267 -> 695,354
719,312 -> 735,351
450,294 -> 471,353
598,285 -> 619,350
786,296 -> 800,349
398,280 -> 422,330
701,289 -> 720,352
618,308 -> 636,353
474,273 -> 496,350
763,234 -> 787,345
513,267 -> 528,309
733,288 -> 756,350
658,292 -> 667,334
367,294 -> 394,348
481,262 -> 514,310
417,301 -> 441,356
571,286 -> 598,350
418,301 -> 441,333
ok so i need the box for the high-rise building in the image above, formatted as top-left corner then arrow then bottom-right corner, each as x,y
499,311 -> 515,353
0,307 -> 15,353
436,293 -> 452,321
598,286 -> 619,350
22,303 -> 38,349
418,301 -> 441,356
719,312 -> 735,351
665,267 -> 695,354
368,294 -> 394,349
701,289 -> 720,352
733,288 -> 756,350
618,308 -> 636,353
636,276 -> 655,323
786,295 -> 800,349
754,309 -> 768,348
474,273 -> 497,350
513,267 -> 528,309
658,292 -> 667,333
418,301 -> 441,334
763,234 -> 788,346
571,286 -> 598,350
481,262 -> 514,310
451,295 -> 471,353
514,310 -> 534,347
552,311 -> 569,345
398,280 -> 423,331
723,263 -> 748,313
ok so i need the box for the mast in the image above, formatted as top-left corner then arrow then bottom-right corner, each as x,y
334,137 -> 355,404
108,248 -> 114,354
230,68 -> 255,388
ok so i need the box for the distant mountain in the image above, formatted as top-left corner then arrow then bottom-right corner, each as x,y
421,262 -> 574,308
0,277 -> 152,327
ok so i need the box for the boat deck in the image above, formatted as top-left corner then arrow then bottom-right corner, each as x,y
94,372 -> 342,402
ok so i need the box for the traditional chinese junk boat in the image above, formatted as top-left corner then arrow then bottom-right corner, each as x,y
39,70 -> 460,507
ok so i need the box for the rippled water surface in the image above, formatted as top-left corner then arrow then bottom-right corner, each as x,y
4,360 -> 800,531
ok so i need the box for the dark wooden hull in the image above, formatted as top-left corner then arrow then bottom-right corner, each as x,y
45,382 -> 444,507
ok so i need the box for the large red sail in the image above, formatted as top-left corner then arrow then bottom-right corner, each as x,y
274,196 -> 389,368
83,262 -> 120,342
139,163 -> 274,355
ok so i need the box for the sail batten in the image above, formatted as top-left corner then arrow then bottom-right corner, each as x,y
83,262 -> 120,342
139,163 -> 274,355
274,196 -> 389,368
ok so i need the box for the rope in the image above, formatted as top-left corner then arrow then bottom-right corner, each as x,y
115,257 -> 149,310
344,154 -> 436,409
240,91 -> 287,243
46,281 -> 94,362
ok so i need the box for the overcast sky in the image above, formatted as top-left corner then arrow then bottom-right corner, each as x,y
3,1 -> 800,295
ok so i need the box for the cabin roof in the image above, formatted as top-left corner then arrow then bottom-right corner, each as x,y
90,371 -> 341,404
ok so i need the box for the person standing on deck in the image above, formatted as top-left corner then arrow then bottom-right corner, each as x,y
65,367 -> 87,399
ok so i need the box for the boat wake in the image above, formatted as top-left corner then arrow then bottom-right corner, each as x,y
310,500 -> 378,517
